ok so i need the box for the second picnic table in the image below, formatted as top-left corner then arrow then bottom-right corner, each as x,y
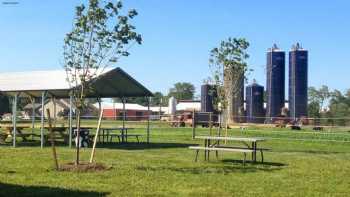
194,136 -> 267,163
100,127 -> 137,143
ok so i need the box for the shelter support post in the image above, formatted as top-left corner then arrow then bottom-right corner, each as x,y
53,97 -> 57,126
147,97 -> 150,144
122,97 -> 126,130
12,93 -> 18,148
31,97 -> 35,140
69,94 -> 73,148
40,91 -> 47,149
113,98 -> 116,120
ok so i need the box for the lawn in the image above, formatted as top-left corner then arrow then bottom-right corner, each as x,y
0,125 -> 350,197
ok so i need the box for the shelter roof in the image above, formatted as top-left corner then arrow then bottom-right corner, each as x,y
0,67 -> 153,98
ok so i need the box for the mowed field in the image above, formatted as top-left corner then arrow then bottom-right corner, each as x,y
0,122 -> 350,197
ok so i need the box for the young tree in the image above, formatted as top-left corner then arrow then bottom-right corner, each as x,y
209,37 -> 250,124
168,82 -> 195,100
63,0 -> 142,165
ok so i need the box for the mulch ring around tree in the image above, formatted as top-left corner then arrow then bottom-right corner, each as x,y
59,162 -> 111,172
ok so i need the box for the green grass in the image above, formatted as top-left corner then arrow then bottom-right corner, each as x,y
0,125 -> 350,196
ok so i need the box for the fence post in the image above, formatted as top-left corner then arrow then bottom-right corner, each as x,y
209,112 -> 213,136
147,97 -> 150,144
192,110 -> 196,139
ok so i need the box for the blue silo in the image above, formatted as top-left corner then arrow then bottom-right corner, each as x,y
246,81 -> 264,123
266,44 -> 285,122
289,43 -> 308,119
201,84 -> 215,112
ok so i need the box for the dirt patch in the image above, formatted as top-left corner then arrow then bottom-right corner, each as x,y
59,162 -> 111,172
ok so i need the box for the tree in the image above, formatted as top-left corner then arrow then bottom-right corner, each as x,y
112,91 -> 164,106
209,37 -> 250,124
328,89 -> 350,126
308,85 -> 332,122
63,0 -> 142,165
150,92 -> 164,106
168,82 -> 195,100
308,101 -> 321,119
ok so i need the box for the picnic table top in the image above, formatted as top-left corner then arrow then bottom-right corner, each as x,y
101,127 -> 134,130
195,136 -> 266,142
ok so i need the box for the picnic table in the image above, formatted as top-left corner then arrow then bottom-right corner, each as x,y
44,126 -> 70,143
101,127 -> 140,143
0,126 -> 31,143
190,136 -> 267,164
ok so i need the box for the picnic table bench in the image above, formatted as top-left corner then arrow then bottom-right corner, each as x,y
190,136 -> 269,165
109,134 -> 141,143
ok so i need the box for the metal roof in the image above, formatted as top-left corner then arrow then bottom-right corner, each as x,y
0,67 -> 153,98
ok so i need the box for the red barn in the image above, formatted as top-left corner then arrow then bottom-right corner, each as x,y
99,102 -> 150,121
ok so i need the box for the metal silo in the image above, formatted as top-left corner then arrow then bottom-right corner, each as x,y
168,96 -> 177,115
289,43 -> 308,120
201,84 -> 215,112
266,44 -> 285,122
246,81 -> 264,123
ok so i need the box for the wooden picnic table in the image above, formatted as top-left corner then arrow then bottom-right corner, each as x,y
195,136 -> 266,163
101,127 -> 136,143
0,126 -> 31,143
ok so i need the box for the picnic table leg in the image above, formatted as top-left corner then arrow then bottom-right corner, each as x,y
204,139 -> 207,161
103,129 -> 106,144
126,128 -> 128,143
107,130 -> 110,143
207,139 -> 211,161
251,142 -> 254,161
243,153 -> 247,166
103,130 -> 105,143
121,129 -> 124,143
195,150 -> 199,162
17,129 -> 27,142
253,142 -> 257,162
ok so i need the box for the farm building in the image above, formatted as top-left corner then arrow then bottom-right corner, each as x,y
97,102 -> 151,121
176,100 -> 201,112
23,99 -> 98,119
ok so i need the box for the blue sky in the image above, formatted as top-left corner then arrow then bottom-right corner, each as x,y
0,0 -> 349,97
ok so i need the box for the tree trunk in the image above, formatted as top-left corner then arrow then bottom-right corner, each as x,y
224,67 -> 244,125
75,109 -> 81,165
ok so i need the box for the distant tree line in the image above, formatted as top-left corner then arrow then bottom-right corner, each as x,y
308,85 -> 350,126
112,82 -> 196,106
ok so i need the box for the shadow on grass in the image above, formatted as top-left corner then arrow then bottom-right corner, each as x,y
96,142 -> 197,150
1,139 -> 197,151
270,149 -> 346,155
0,140 -> 70,147
0,182 -> 109,197
136,160 -> 286,175
221,159 -> 286,167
